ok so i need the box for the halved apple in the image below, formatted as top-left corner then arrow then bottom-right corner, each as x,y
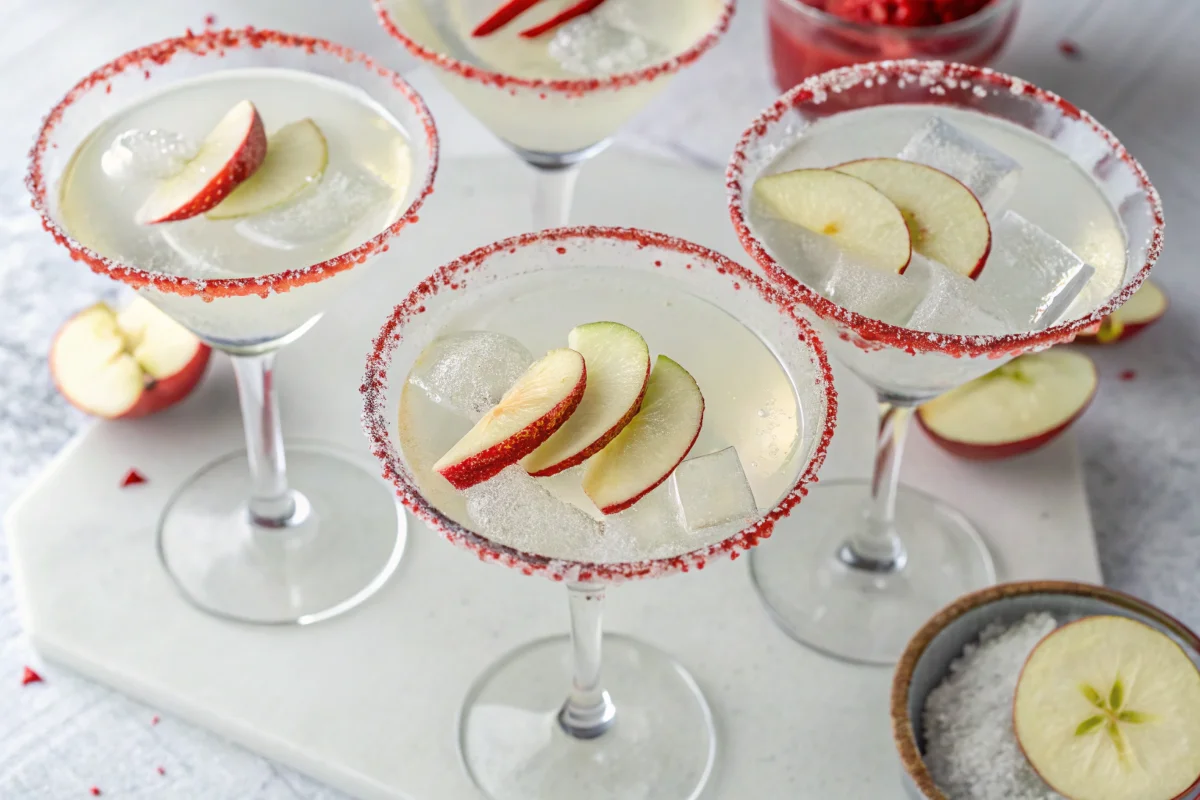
582,355 -> 704,515
207,119 -> 328,220
1014,615 -> 1200,800
1076,280 -> 1168,344
136,100 -> 267,225
523,322 -> 650,477
50,298 -> 211,419
834,158 -> 991,279
434,348 -> 586,490
753,168 -> 913,273
917,350 -> 1097,460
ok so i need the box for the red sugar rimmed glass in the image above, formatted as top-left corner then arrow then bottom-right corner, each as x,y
726,59 -> 1163,665
361,226 -> 836,800
767,0 -> 1019,91
27,27 -> 440,626
372,0 -> 736,231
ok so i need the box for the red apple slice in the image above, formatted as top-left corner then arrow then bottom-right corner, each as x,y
834,157 -> 992,279
917,350 -> 1096,460
1014,615 -> 1200,800
1076,280 -> 1168,344
582,355 -> 704,515
753,168 -> 912,273
435,348 -> 586,489
207,119 -> 328,220
50,298 -> 211,419
523,322 -> 651,477
135,100 -> 267,225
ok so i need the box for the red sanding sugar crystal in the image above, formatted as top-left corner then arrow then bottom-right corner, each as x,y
1059,38 -> 1082,58
21,666 -> 43,685
1119,369 -> 1137,381
90,789 -> 101,797
120,468 -> 147,488
151,715 -> 160,725
157,767 -> 166,776
817,0 -> 993,26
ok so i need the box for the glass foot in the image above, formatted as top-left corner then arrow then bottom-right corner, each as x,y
157,443 -> 406,625
460,634 -> 715,800
749,479 -> 996,665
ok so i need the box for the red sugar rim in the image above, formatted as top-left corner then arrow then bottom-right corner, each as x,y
361,225 -> 838,584
373,0 -> 737,95
26,26 -> 440,301
726,59 -> 1165,359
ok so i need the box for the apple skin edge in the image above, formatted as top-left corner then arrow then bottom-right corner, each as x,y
596,396 -> 705,516
916,384 -> 1096,461
437,366 -> 588,490
1075,317 -> 1158,345
121,345 -> 213,419
527,359 -> 651,478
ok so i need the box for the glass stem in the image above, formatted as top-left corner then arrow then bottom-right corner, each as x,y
558,582 -> 616,740
838,401 -> 912,573
230,352 -> 303,528
530,162 -> 581,230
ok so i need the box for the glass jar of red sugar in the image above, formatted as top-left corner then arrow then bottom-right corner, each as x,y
767,0 -> 1020,91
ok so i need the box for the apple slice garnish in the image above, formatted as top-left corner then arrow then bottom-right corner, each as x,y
50,298 -> 212,419
582,355 -> 704,515
523,322 -> 650,477
753,168 -> 912,273
1014,615 -> 1200,800
434,348 -> 586,490
834,157 -> 991,279
135,100 -> 267,225
472,0 -> 544,36
1077,280 -> 1168,344
917,350 -> 1096,460
207,119 -> 328,220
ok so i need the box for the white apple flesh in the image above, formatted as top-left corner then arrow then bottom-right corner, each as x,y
917,350 -> 1097,460
435,348 -> 586,490
207,118 -> 328,220
834,158 -> 992,279
1014,615 -> 1200,800
135,100 -> 267,225
50,298 -> 211,419
753,168 -> 913,274
582,355 -> 705,515
523,322 -> 650,477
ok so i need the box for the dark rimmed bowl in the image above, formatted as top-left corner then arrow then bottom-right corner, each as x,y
891,580 -> 1200,800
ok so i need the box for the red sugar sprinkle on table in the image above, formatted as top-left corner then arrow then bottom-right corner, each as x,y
157,767 -> 166,776
1119,369 -> 1137,381
1058,39 -> 1082,58
90,789 -> 101,797
120,469 -> 147,488
21,667 -> 43,685
151,715 -> 160,725
204,13 -> 217,26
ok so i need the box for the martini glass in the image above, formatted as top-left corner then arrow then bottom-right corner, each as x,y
727,60 -> 1163,664
362,227 -> 836,800
373,0 -> 735,229
27,27 -> 440,625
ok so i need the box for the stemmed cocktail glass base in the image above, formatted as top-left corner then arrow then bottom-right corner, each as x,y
460,634 -> 715,800
748,479 -> 995,665
158,444 -> 407,625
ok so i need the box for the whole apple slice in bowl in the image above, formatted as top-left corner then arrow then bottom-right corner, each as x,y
51,297 -> 211,419
135,100 -> 267,225
434,348 -> 586,490
753,168 -> 913,274
834,158 -> 992,279
523,322 -> 651,478
1077,280 -> 1168,344
1014,615 -> 1200,800
917,350 -> 1097,460
582,355 -> 704,515
207,118 -> 328,220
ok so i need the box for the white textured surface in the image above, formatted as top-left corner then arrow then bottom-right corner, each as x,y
0,0 -> 1196,797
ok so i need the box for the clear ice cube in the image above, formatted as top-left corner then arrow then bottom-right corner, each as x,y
409,331 -> 534,421
975,211 -> 1097,330
670,447 -> 760,532
898,116 -> 1021,209
823,261 -> 925,325
101,129 -> 196,180
548,14 -> 667,76
464,466 -> 603,552
235,167 -> 394,250
903,256 -> 1010,336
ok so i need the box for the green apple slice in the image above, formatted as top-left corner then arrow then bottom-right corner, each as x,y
1014,615 -> 1200,800
207,118 -> 328,219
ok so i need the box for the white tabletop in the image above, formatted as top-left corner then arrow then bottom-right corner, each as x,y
2,0 -> 1198,797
